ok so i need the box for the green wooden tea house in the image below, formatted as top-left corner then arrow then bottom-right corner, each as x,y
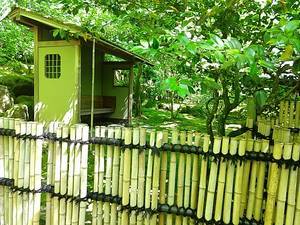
4,7 -> 151,125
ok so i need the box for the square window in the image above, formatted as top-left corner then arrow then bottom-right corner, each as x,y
45,54 -> 61,79
113,69 -> 129,87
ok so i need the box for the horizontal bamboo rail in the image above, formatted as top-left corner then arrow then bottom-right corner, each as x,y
0,116 -> 299,225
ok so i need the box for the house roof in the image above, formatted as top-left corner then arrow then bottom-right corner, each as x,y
5,7 -> 153,66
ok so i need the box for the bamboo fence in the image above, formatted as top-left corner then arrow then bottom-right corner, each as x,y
0,100 -> 299,225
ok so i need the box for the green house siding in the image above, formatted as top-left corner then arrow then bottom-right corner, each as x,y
37,42 -> 80,124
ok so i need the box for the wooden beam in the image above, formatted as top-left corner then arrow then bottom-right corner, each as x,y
127,66 -> 134,125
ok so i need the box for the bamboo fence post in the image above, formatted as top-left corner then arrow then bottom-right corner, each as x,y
284,101 -> 289,127
118,128 -> 125,225
158,130 -> 168,225
232,139 -> 246,225
279,101 -> 284,125
246,140 -> 262,220
79,125 -> 89,225
97,126 -> 106,225
196,134 -> 210,220
33,123 -> 43,225
53,125 -> 62,225
110,126 -> 122,225
66,125 -> 76,225
72,124 -> 84,225
223,137 -> 238,224
294,145 -> 300,223
275,143 -> 293,225
296,101 -> 300,128
28,122 -> 36,225
189,132 -> 200,225
129,128 -> 139,225
253,140 -> 270,221
12,119 -> 21,225
166,129 -> 179,225
46,122 -> 55,225
214,136 -> 229,222
205,136 -> 222,221
144,130 -> 155,225
23,121 -> 32,225
104,127 -> 114,225
182,131 -> 193,225
150,131 -> 163,225
91,126 -> 100,225
60,125 -> 69,225
137,127 -> 146,225
121,127 -> 132,225
7,118 -> 14,225
264,143 -> 283,225
0,118 -> 4,225
3,118 -> 9,225
285,143 -> 300,225
289,100 -> 295,127
175,131 -> 186,225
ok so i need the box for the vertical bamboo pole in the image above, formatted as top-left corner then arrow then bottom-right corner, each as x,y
175,131 -> 186,225
158,130 -> 168,225
0,118 -> 3,225
129,128 -> 139,225
205,136 -> 222,221
166,129 -> 179,225
214,136 -> 229,222
137,127 -> 146,225
279,101 -> 284,126
12,119 -> 21,225
264,143 -> 283,225
284,101 -> 289,127
118,128 -> 125,225
92,126 -> 100,225
97,126 -> 106,225
33,123 -> 43,225
104,127 -> 114,225
275,143 -> 293,225
144,130 -> 155,225
72,124 -> 84,225
150,131 -> 163,225
110,126 -> 121,225
60,125 -> 69,225
223,138 -> 238,224
189,132 -> 200,225
196,134 -> 210,220
8,118 -> 14,225
28,122 -> 36,225
295,101 -> 300,128
246,140 -> 262,220
232,139 -> 246,225
182,131 -> 193,225
53,125 -> 62,225
159,130 -> 168,225
17,121 -> 26,225
121,127 -> 132,225
66,125 -> 76,225
3,118 -> 9,225
285,143 -> 300,225
23,121 -> 31,225
294,151 -> 300,224
289,100 -> 295,127
79,125 -> 89,225
46,122 -> 56,225
253,140 -> 270,221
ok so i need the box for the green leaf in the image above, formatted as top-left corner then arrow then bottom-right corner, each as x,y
202,77 -> 222,90
152,38 -> 159,49
53,29 -> 59,38
258,60 -> 275,70
284,20 -> 300,33
210,34 -> 223,47
177,84 -> 190,97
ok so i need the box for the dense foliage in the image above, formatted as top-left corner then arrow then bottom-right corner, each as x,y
0,0 -> 299,136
